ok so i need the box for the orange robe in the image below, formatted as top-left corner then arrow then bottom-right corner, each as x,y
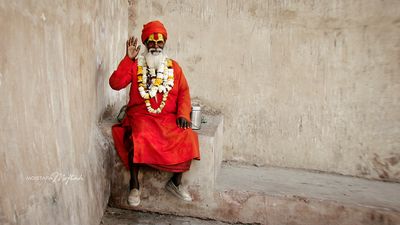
109,56 -> 200,172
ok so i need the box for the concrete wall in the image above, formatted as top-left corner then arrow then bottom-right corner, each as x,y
131,0 -> 400,181
0,1 -> 128,224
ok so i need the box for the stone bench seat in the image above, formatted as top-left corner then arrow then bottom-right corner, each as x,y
99,112 -> 224,208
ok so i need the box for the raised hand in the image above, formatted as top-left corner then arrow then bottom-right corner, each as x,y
126,36 -> 141,60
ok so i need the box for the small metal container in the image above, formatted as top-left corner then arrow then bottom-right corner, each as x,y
191,105 -> 202,130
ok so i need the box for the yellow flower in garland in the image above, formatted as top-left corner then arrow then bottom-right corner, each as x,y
167,59 -> 173,68
143,93 -> 150,100
137,66 -> 143,75
137,75 -> 143,82
154,78 -> 163,86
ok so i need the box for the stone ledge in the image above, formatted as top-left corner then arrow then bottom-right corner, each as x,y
99,115 -> 400,225
218,163 -> 400,212
213,163 -> 400,224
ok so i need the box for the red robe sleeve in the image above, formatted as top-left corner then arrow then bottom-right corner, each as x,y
174,61 -> 192,122
109,56 -> 135,90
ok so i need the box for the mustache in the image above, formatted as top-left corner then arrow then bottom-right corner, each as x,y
148,48 -> 163,55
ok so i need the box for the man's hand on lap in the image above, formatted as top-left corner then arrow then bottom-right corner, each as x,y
176,117 -> 191,129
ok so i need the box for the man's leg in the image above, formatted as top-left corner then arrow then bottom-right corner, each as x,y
128,148 -> 141,206
171,172 -> 182,186
128,149 -> 140,190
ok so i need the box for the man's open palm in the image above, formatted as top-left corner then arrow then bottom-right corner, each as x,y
126,36 -> 140,60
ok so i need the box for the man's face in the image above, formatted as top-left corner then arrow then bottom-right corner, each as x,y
145,33 -> 165,55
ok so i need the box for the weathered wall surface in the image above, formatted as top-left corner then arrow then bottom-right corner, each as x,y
0,1 -> 128,224
132,0 -> 400,181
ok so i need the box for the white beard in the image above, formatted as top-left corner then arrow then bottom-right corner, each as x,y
144,48 -> 166,70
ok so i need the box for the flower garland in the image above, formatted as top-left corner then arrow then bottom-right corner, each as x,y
137,56 -> 174,114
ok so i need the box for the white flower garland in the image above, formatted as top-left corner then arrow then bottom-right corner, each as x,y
137,55 -> 174,114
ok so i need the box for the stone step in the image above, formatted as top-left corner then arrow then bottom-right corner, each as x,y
215,163 -> 400,225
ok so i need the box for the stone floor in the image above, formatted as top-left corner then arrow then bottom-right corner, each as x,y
100,207 -> 235,225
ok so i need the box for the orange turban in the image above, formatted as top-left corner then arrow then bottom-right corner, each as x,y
141,21 -> 168,44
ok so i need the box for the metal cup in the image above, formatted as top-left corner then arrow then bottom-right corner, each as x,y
191,105 -> 202,130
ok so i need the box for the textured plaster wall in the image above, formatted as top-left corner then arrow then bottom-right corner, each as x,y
0,1 -> 128,224
132,0 -> 400,181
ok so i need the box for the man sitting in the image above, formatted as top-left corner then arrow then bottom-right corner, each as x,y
109,21 -> 200,206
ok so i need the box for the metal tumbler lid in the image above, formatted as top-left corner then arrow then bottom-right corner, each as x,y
192,105 -> 201,111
